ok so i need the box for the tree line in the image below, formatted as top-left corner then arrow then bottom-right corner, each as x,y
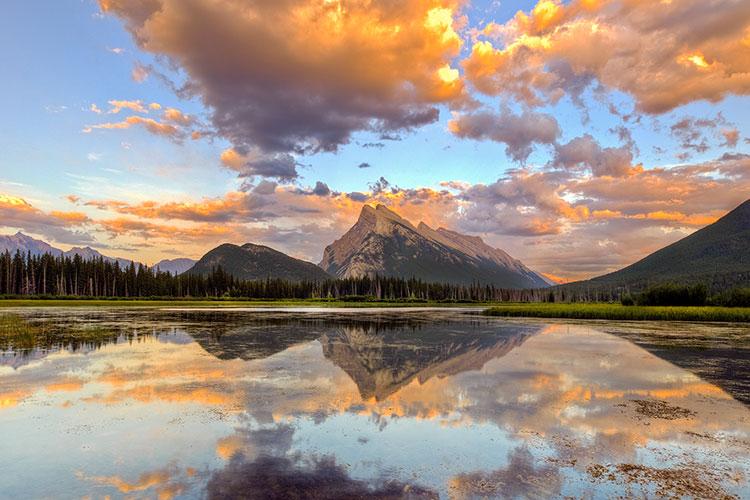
5,250 -> 746,304
0,250 -> 563,301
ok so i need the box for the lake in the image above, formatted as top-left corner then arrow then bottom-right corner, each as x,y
0,308 -> 748,499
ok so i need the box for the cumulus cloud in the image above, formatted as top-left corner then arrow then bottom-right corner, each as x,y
99,0 -> 470,172
464,0 -> 750,114
448,108 -> 560,162
162,107 -> 193,126
552,134 -> 640,177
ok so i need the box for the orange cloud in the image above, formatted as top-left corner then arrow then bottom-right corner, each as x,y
465,0 -> 750,113
84,115 -> 180,138
106,99 -> 148,114
99,0 -> 470,159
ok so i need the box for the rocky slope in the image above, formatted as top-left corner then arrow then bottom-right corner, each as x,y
320,204 -> 550,288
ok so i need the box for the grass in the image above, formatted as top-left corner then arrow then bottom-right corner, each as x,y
0,313 -> 121,350
3,299 -> 750,322
483,303 -> 750,322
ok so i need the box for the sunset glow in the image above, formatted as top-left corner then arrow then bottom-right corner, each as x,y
0,0 -> 748,282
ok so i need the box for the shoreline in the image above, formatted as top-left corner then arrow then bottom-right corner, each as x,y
1,299 -> 750,322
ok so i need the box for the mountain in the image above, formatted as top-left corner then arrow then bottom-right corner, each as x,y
154,258 -> 196,275
63,246 -> 133,268
319,204 -> 550,288
0,232 -> 63,256
186,243 -> 331,282
565,199 -> 750,292
0,232 -> 135,267
320,322 -> 540,401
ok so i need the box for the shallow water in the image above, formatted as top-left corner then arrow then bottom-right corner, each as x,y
0,308 -> 748,499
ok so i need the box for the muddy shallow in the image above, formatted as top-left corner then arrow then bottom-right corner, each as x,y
0,308 -> 748,498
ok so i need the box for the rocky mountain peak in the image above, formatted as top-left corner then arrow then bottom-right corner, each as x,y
320,204 -> 550,288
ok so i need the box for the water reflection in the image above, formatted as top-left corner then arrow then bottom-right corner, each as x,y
0,309 -> 748,499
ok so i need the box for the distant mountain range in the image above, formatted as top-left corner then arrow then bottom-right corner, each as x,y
319,204 -> 550,288
563,199 -> 750,292
0,231 -> 195,274
12,198 -> 745,292
185,243 -> 331,282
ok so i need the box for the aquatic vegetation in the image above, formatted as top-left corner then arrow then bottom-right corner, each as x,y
0,313 -> 121,351
484,303 -> 750,322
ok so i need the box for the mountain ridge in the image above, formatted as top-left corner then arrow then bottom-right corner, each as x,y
0,231 -> 195,272
186,242 -> 331,282
320,204 -> 550,288
562,198 -> 750,292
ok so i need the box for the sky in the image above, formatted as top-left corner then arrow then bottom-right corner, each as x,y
0,0 -> 748,282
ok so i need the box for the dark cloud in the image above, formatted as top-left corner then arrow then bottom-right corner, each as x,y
226,152 -> 299,181
294,181 -> 333,197
100,0 -> 467,174
552,134 -> 637,177
347,192 -> 369,202
448,109 -> 560,163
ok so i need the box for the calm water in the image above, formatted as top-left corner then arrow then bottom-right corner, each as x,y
0,308 -> 748,499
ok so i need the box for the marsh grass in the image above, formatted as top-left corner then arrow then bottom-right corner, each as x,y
483,303 -> 750,322
0,313 -> 121,351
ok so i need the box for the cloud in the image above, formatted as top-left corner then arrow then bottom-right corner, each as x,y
107,99 -> 148,114
0,194 -> 94,245
98,0 -> 469,170
669,113 -> 735,158
220,148 -> 298,181
464,0 -> 750,113
131,61 -> 149,83
552,134 -> 640,177
162,107 -> 193,125
98,217 -> 234,241
84,116 -> 181,139
448,109 -> 560,162
721,128 -> 740,148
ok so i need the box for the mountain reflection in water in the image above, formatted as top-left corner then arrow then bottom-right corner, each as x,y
0,309 -> 748,499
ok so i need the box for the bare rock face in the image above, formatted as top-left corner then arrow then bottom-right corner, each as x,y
319,204 -> 550,288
